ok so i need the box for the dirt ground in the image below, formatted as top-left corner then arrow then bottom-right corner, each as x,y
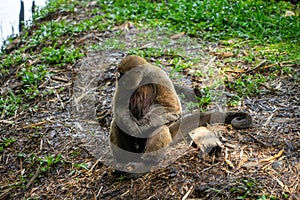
0,3 -> 299,200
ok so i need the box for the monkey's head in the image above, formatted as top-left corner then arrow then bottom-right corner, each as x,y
117,55 -> 148,90
117,55 -> 147,75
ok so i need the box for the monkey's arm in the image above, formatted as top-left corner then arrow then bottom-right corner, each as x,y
136,85 -> 182,130
137,104 -> 181,126
114,104 -> 170,137
114,107 -> 144,136
137,84 -> 182,127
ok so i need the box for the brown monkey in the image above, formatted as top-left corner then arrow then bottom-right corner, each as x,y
110,55 -> 252,167
110,55 -> 182,164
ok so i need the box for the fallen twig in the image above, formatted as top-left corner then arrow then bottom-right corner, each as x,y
263,108 -> 278,126
51,75 -> 69,83
20,119 -> 54,129
244,132 -> 272,147
246,59 -> 267,73
182,186 -> 193,200
26,165 -> 41,189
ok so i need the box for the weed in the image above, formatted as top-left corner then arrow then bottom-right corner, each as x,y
171,57 -> 193,72
101,0 -> 300,45
69,150 -> 81,158
225,73 -> 267,101
196,87 -> 212,107
93,37 -> 127,51
128,47 -> 166,58
119,175 -> 127,181
42,45 -> 84,65
38,154 -> 62,172
0,137 -> 16,153
227,178 -> 265,199
73,163 -> 89,170
0,92 -> 22,118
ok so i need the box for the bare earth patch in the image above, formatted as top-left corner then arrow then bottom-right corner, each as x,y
1,45 -> 299,199
0,3 -> 299,199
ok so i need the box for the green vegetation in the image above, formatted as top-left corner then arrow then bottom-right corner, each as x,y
38,154 -> 63,173
230,178 -> 262,199
1,0 -> 299,118
206,178 -> 281,199
100,0 -> 299,106
0,137 -> 15,153
102,0 -> 299,44
101,0 -> 299,106
15,152 -> 89,187
0,0 -> 298,198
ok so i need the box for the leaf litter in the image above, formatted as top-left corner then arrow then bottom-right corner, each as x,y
0,2 -> 299,200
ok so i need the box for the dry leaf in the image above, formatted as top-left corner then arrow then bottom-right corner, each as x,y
243,50 -> 249,56
113,22 -> 134,31
214,52 -> 234,58
225,159 -> 235,169
259,148 -> 284,163
237,156 -> 248,169
170,32 -> 185,40
284,11 -> 295,17
138,43 -> 153,50
189,127 -> 222,158
225,69 -> 246,73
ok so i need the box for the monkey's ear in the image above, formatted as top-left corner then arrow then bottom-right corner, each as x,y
118,67 -> 143,90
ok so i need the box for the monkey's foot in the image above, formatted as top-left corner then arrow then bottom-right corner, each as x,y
124,162 -> 151,173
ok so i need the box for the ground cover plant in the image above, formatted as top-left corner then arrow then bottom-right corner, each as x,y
0,0 -> 299,199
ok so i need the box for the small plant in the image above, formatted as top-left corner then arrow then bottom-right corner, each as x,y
42,45 -> 84,65
0,92 -> 22,118
171,57 -> 192,72
0,137 -> 16,153
18,65 -> 48,99
73,163 -> 89,170
95,37 -> 127,51
229,178 -> 263,199
225,73 -> 267,99
38,154 -> 62,172
119,174 -> 127,181
196,87 -> 212,107
69,150 -> 81,158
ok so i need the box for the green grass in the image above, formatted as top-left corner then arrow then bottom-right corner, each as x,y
0,137 -> 16,153
98,0 -> 299,105
0,92 -> 22,118
0,0 -> 298,198
0,0 -> 299,118
101,0 -> 299,44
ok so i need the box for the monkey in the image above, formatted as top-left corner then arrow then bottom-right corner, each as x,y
110,55 -> 182,165
109,55 -> 252,170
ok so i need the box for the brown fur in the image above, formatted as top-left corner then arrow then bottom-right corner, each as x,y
129,84 -> 157,121
110,55 -> 252,164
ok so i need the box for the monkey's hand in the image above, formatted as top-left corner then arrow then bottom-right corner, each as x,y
140,104 -> 180,128
115,114 -> 143,136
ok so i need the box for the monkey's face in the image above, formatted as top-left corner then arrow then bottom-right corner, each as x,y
116,66 -> 144,90
117,55 -> 147,74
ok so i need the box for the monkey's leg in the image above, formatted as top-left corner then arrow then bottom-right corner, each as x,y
110,120 -> 127,163
110,120 -> 146,163
141,125 -> 172,162
144,126 -> 172,153
116,126 -> 172,173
